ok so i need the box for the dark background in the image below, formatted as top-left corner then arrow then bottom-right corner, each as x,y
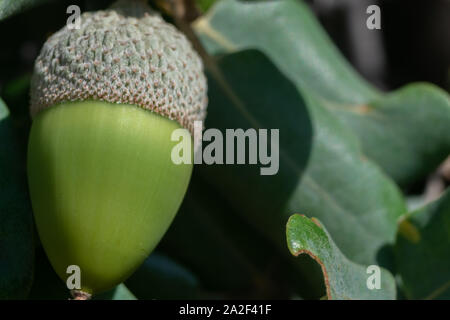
305,0 -> 450,92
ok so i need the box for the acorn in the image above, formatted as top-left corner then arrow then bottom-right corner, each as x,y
27,0 -> 207,298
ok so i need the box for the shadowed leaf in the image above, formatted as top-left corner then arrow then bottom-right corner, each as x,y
28,247 -> 69,300
160,174 -> 299,298
125,253 -> 201,300
198,49 -> 405,267
396,189 -> 450,299
0,97 -> 34,299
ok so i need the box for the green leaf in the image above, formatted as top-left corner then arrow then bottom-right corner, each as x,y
125,253 -> 200,300
395,189 -> 450,299
195,0 -> 217,12
195,0 -> 378,104
94,284 -> 136,300
0,0 -> 51,21
287,214 -> 396,300
327,84 -> 450,186
0,97 -> 34,299
199,49 -> 405,267
194,0 -> 450,186
109,284 -> 136,300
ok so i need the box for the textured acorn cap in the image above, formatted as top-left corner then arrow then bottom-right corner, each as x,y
30,0 -> 207,135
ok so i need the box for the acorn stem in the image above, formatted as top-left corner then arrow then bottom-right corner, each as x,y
70,290 -> 92,300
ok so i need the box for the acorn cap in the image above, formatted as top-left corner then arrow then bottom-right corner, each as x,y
30,0 -> 207,135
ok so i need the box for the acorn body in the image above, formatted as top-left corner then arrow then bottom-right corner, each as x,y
28,1 -> 206,295
28,101 -> 192,294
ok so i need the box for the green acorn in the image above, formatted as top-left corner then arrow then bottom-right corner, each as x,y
27,1 -> 207,298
